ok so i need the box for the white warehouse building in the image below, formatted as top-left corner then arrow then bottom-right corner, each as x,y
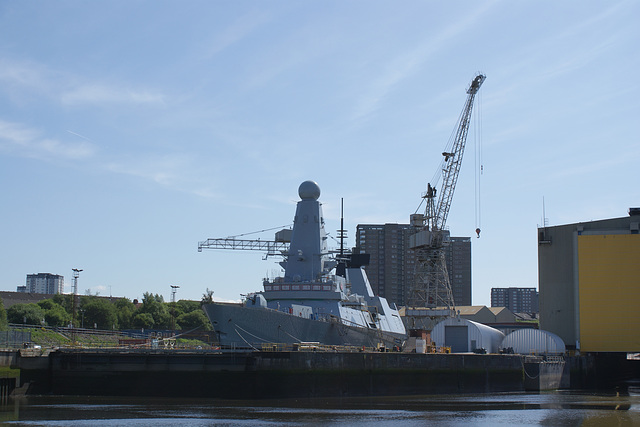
431,317 -> 505,353
501,329 -> 566,355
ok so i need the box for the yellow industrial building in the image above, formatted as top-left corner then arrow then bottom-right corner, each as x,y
538,209 -> 640,352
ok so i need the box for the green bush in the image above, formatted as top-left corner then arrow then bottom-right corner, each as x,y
7,292 -> 213,331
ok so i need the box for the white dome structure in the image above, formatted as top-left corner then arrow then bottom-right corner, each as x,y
501,329 -> 566,355
431,317 -> 505,353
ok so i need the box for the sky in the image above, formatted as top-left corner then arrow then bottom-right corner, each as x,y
1,1 -> 638,306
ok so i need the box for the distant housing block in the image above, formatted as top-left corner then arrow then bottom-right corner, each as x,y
491,287 -> 539,314
21,273 -> 65,294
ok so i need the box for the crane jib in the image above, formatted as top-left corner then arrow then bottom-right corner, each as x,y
431,74 -> 485,231
467,74 -> 486,95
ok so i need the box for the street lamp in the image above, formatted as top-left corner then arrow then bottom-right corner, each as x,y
170,285 -> 180,331
71,268 -> 82,345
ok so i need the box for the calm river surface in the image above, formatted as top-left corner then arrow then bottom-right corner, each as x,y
1,391 -> 639,426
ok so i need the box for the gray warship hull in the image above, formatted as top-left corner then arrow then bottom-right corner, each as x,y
204,302 -> 405,349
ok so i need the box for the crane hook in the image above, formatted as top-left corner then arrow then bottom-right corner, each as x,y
475,228 -> 481,238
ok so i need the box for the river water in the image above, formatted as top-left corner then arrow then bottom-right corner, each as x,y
1,391 -> 639,426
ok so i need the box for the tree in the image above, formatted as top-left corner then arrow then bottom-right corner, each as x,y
51,293 -> 74,314
176,300 -> 200,317
7,303 -> 45,325
46,305 -> 71,327
143,292 -> 165,304
82,298 -> 117,330
37,299 -> 58,311
113,298 -> 136,329
132,312 -> 154,329
176,310 -> 212,331
138,292 -> 171,329
44,305 -> 70,327
36,299 -> 71,327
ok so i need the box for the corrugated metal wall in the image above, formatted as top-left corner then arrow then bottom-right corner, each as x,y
432,317 -> 504,353
502,329 -> 565,355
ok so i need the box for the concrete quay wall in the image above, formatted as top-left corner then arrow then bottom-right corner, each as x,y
17,349 -> 526,398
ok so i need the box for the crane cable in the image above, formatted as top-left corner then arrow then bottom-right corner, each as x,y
225,224 -> 292,239
414,102 -> 468,216
474,88 -> 483,238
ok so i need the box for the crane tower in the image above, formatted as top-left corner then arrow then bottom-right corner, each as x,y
407,73 -> 485,313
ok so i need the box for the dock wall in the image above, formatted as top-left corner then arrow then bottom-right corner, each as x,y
14,349 -> 637,399
18,349 -> 525,399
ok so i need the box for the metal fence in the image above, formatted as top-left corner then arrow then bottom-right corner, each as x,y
0,330 -> 32,348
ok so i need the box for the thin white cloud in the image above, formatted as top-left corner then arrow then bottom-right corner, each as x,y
495,2 -> 631,89
199,10 -> 272,60
105,154 -> 219,199
533,24 -> 625,84
0,58 -> 166,108
61,84 -> 165,106
351,2 -> 497,122
0,59 -> 47,89
0,118 -> 218,199
0,120 -> 96,160
237,20 -> 343,91
554,152 -> 638,180
554,1 -> 627,41
106,156 -> 181,187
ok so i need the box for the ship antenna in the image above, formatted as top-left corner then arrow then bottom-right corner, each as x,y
338,198 -> 346,258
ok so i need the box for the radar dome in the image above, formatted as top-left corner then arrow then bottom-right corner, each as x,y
298,180 -> 321,200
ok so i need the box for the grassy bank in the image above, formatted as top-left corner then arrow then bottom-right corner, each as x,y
9,327 -> 209,349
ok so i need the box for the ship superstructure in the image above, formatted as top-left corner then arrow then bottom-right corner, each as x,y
200,181 -> 406,349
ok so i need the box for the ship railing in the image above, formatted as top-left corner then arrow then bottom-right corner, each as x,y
260,342 -> 378,353
320,315 -> 407,349
326,314 -> 370,329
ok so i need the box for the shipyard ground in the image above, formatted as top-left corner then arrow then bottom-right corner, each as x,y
2,348 -> 638,399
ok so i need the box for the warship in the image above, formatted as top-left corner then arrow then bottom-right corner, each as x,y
201,180 -> 407,349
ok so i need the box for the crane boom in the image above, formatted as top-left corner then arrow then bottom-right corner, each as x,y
433,73 -> 485,231
198,238 -> 289,257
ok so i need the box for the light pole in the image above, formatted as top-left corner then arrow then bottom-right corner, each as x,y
71,268 -> 82,345
170,285 -> 180,331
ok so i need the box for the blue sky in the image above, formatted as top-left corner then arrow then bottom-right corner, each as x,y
1,1 -> 638,305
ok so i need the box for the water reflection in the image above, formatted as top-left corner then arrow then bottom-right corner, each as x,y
0,391 -> 638,426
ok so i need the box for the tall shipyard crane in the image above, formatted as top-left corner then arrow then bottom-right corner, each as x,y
407,73 -> 486,313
